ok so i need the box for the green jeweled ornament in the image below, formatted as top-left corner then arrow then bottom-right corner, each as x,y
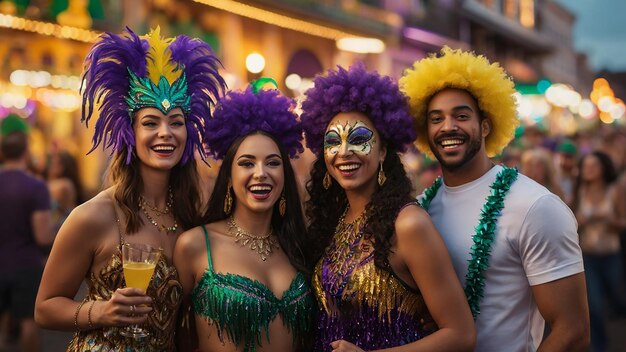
419,166 -> 518,318
250,77 -> 279,94
125,69 -> 191,115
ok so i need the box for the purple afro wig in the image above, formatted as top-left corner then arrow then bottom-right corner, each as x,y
81,27 -> 226,164
300,62 -> 416,156
204,84 -> 303,160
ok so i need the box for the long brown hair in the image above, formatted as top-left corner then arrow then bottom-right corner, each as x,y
108,146 -> 202,234
202,131 -> 309,275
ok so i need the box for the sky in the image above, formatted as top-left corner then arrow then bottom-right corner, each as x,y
555,0 -> 626,72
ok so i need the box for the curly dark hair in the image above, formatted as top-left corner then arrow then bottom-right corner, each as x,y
305,147 -> 414,270
202,131 -> 309,275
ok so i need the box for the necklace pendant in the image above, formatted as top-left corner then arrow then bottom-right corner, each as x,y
228,216 -> 276,261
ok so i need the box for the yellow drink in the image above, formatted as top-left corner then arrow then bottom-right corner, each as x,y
123,262 -> 156,293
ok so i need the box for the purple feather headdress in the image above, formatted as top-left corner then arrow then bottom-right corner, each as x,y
300,62 -> 416,156
204,79 -> 303,160
81,27 -> 226,164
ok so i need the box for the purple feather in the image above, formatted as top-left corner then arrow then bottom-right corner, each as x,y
170,35 -> 226,163
205,86 -> 303,160
80,28 -> 226,165
301,63 -> 416,156
81,28 -> 148,163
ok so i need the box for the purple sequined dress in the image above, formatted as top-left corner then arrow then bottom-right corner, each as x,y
312,216 -> 437,351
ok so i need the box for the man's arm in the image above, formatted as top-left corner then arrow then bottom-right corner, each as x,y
533,273 -> 590,351
519,194 -> 589,351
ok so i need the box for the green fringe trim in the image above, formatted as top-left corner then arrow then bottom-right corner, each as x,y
192,270 -> 314,352
419,166 -> 518,318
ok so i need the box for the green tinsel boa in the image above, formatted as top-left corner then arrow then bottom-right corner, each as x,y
419,166 -> 518,318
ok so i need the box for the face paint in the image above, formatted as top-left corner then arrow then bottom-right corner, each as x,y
324,121 -> 375,158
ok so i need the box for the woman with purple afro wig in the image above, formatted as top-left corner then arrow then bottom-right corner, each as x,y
301,63 -> 475,351
174,79 -> 314,352
35,27 -> 225,351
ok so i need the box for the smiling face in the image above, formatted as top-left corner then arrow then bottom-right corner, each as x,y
230,133 -> 285,215
323,111 -> 386,196
133,107 -> 187,171
426,88 -> 490,172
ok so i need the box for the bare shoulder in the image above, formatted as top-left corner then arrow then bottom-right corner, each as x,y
176,226 -> 206,256
61,190 -> 114,236
394,204 -> 435,240
69,190 -> 114,226
51,189 -> 117,255
393,204 -> 448,264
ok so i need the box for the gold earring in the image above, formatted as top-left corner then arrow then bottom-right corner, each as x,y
224,182 -> 233,214
378,163 -> 386,186
279,193 -> 286,216
323,171 -> 332,190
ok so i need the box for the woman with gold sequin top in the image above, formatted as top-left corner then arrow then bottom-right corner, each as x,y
174,79 -> 314,352
300,64 -> 475,352
34,28 -> 225,351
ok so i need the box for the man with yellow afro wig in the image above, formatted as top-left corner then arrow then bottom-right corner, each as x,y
401,47 -> 589,352
400,46 -> 518,159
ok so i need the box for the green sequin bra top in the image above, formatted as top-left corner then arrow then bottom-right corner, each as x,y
191,225 -> 314,352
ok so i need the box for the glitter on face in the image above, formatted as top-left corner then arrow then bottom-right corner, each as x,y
324,121 -> 375,159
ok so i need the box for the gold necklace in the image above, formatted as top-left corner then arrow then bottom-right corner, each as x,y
139,187 -> 173,216
334,207 -> 367,246
227,216 -> 278,261
138,190 -> 178,233
323,206 -> 368,295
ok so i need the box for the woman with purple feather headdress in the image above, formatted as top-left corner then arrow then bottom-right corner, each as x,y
34,27 -> 225,351
300,63 -> 475,352
173,78 -> 314,352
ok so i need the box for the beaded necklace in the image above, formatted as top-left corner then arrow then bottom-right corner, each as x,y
419,165 -> 518,318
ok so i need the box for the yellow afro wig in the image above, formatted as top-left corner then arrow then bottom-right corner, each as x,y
399,47 -> 519,159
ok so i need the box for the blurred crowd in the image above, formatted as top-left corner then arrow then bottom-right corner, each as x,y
0,115 -> 84,351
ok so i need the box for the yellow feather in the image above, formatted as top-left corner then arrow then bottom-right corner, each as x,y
143,27 -> 180,85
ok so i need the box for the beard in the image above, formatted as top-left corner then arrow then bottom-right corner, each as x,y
429,132 -> 483,172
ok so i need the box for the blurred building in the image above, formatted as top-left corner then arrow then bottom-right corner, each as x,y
0,1 -> 107,193
147,0 -> 403,93
539,0 -> 579,91
0,0 -> 622,194
387,0 -> 468,78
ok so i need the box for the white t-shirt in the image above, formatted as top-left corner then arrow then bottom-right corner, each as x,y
420,165 -> 583,352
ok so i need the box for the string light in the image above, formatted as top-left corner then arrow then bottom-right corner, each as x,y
194,0 -> 368,41
0,13 -> 100,42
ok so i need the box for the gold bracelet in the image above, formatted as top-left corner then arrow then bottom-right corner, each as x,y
74,300 -> 87,331
87,300 -> 96,329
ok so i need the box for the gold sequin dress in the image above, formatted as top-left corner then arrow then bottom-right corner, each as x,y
312,214 -> 437,351
66,248 -> 182,352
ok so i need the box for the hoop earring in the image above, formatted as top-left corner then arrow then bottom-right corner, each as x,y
279,193 -> 286,217
378,163 -> 386,186
224,181 -> 233,214
323,172 -> 332,190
